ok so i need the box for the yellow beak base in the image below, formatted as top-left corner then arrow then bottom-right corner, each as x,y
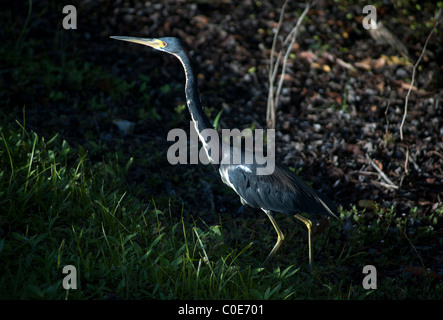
110,36 -> 166,49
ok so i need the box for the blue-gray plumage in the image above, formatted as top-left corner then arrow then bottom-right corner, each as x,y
224,163 -> 336,217
111,35 -> 339,268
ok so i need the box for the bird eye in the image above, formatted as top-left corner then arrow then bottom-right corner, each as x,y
162,41 -> 166,47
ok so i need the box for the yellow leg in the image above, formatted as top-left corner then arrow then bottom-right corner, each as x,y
294,214 -> 313,269
262,210 -> 285,264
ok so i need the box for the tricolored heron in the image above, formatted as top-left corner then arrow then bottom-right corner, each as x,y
110,36 -> 339,268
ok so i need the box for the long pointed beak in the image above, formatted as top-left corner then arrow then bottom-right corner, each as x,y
110,36 -> 166,49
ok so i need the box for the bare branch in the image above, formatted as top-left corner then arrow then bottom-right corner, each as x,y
274,2 -> 311,112
400,19 -> 439,140
267,0 -> 288,129
266,1 -> 311,129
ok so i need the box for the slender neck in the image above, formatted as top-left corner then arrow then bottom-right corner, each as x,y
176,50 -> 221,166
177,51 -> 214,132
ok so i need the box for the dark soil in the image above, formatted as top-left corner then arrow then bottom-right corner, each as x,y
4,1 -> 442,221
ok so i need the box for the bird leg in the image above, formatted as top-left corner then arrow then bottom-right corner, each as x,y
262,210 -> 285,264
294,214 -> 313,269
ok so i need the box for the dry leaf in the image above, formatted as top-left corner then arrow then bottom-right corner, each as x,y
385,55 -> 406,66
400,81 -> 418,91
299,50 -> 316,63
336,58 -> 355,71
355,58 -> 372,70
374,159 -> 383,170
192,15 -> 209,28
376,81 -> 385,92
373,56 -> 386,69
403,266 -> 443,281
311,62 -> 322,69
326,90 -> 342,104
345,143 -> 364,155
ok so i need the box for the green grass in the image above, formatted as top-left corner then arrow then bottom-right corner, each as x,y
1,117 -> 442,299
0,118 -> 306,299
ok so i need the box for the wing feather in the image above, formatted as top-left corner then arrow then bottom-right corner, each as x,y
224,164 -> 338,218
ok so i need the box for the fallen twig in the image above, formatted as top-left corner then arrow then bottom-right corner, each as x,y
366,154 -> 398,189
373,181 -> 399,190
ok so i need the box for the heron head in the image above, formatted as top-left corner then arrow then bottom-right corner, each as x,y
110,36 -> 184,55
